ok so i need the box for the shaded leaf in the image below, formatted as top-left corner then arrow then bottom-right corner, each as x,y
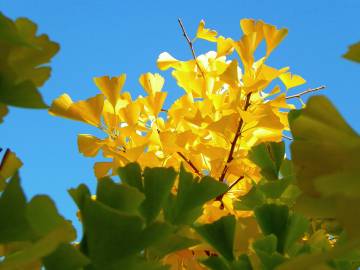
96,177 -> 144,214
284,213 -> 309,252
249,142 -> 285,180
201,256 -> 229,270
149,234 -> 199,259
0,103 -> 8,123
254,204 -> 289,253
0,173 -> 34,243
27,195 -> 74,237
0,13 -> 59,109
165,165 -> 227,224
81,197 -> 144,266
68,184 -> 91,212
43,243 -> 90,270
230,254 -> 253,270
0,223 -> 75,270
252,235 -> 287,270
234,186 -> 265,211
258,178 -> 291,199
0,149 -> 23,191
140,167 -> 177,224
343,41 -> 360,63
195,215 -> 236,261
118,162 -> 143,192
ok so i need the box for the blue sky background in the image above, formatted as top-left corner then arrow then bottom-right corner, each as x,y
1,0 -> 359,233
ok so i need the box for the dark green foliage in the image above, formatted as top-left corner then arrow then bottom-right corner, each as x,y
0,173 -> 34,242
0,175 -> 76,269
195,215 -> 236,261
164,165 -> 227,224
140,167 -> 177,224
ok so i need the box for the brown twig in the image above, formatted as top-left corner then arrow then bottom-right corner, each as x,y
286,85 -> 326,100
177,151 -> 203,176
227,175 -> 245,191
177,18 -> 206,78
216,175 -> 245,206
219,93 -> 252,183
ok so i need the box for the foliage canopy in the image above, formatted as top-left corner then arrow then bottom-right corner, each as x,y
1,11 -> 360,270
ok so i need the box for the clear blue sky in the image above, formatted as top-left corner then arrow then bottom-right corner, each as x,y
1,0 -> 359,233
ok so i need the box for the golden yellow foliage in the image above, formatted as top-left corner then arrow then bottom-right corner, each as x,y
49,18 -> 307,268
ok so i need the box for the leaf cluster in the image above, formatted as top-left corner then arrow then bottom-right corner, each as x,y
0,12 -> 59,122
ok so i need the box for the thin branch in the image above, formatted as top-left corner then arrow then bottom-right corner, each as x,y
177,18 -> 206,78
219,93 -> 252,182
177,151 -> 203,176
216,175 -> 245,204
227,175 -> 245,191
282,134 -> 293,141
286,85 -> 326,100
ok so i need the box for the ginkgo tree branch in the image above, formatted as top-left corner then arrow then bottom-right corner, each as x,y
219,93 -> 252,183
178,18 -> 206,78
216,175 -> 245,203
177,151 -> 203,176
286,85 -> 326,100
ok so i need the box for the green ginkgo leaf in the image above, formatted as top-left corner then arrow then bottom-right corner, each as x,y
343,41 -> 360,63
165,165 -> 227,224
195,215 -> 236,261
0,12 -> 59,121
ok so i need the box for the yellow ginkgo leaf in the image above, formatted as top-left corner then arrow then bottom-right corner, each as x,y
147,128 -> 162,146
257,64 -> 289,83
144,92 -> 167,117
118,101 -> 142,126
216,36 -> 234,57
172,70 -> 204,98
77,134 -> 104,157
269,93 -> 296,109
206,113 -> 238,135
122,144 -> 147,161
157,52 -> 182,70
137,152 -> 162,168
94,162 -> 113,179
263,23 -> 288,56
240,18 -> 264,50
196,20 -> 217,42
195,144 -> 228,161
93,74 -> 126,109
255,105 -> 284,130
279,72 -> 306,89
102,100 -> 118,129
139,73 -> 164,96
49,94 -> 104,127
219,60 -> 240,88
235,32 -> 257,68
253,127 -> 283,144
